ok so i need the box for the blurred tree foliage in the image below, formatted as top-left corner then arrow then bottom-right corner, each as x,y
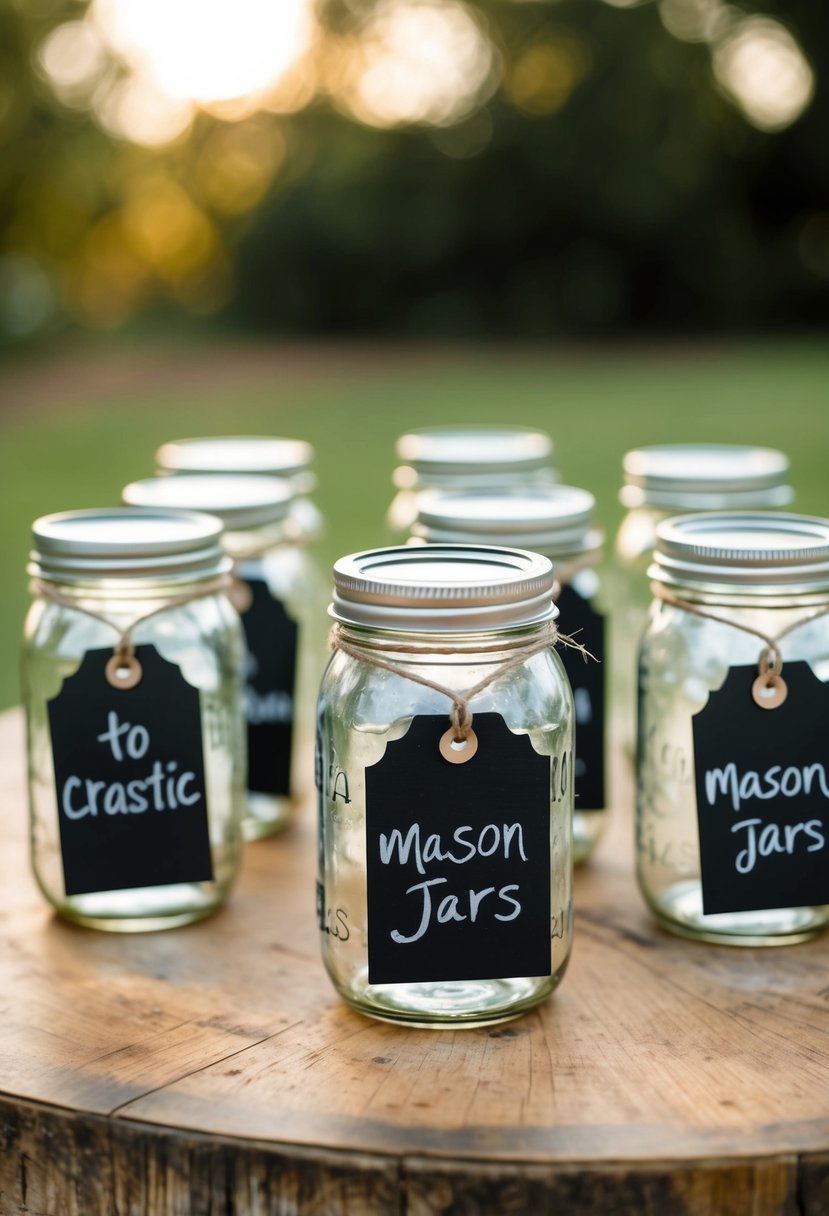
1,0 -> 827,341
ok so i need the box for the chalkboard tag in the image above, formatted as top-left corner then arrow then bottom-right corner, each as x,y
557,583 -> 606,810
48,645 -> 213,897
692,661 -> 829,915
365,712 -> 553,985
240,578 -> 298,797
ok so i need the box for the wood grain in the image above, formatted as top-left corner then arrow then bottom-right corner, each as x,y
1,708 -> 828,1213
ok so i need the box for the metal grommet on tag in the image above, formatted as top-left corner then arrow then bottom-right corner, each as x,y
752,673 -> 788,710
105,651 -> 143,690
228,577 -> 253,614
439,728 -> 478,764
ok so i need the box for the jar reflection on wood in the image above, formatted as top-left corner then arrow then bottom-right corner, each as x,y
613,444 -> 794,755
410,487 -> 606,864
123,473 -> 327,841
317,544 -> 574,1026
637,512 -> 829,945
387,426 -> 557,539
22,507 -> 246,931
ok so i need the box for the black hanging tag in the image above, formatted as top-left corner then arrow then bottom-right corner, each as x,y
365,712 -> 555,985
239,578 -> 298,797
692,661 -> 829,915
556,583 -> 606,810
47,645 -> 213,897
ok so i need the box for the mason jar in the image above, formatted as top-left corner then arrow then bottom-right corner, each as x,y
317,544 -> 574,1026
637,511 -> 829,946
155,434 -> 323,542
613,444 -> 793,755
410,487 -> 606,864
22,507 -> 246,931
123,474 -> 327,840
387,426 -> 556,539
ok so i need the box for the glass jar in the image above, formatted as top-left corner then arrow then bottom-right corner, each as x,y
22,507 -> 246,931
317,544 -> 574,1027
410,487 -> 606,864
387,426 -> 556,539
123,474 -> 327,840
155,434 -> 323,541
638,511 -> 829,946
613,444 -> 793,755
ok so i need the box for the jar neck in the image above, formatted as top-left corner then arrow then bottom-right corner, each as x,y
652,579 -> 829,612
332,617 -> 556,660
33,571 -> 229,607
224,516 -> 306,560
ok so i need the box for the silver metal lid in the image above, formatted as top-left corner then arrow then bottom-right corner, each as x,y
620,444 -> 793,510
30,507 -> 229,584
650,512 -> 829,595
331,544 -> 557,632
411,487 -> 602,561
122,474 -> 294,531
393,426 -> 554,483
156,435 -> 316,493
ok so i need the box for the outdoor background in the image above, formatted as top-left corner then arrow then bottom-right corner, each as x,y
1,0 -> 828,708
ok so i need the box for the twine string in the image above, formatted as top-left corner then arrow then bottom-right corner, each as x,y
652,583 -> 829,685
330,620 -> 588,742
32,575 -> 233,669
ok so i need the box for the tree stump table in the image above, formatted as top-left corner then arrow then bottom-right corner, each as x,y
1,707 -> 828,1215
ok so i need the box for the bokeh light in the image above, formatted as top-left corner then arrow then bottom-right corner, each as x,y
712,16 -> 814,132
334,0 -> 498,129
92,0 -> 313,104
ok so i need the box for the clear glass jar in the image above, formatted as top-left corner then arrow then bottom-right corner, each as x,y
613,444 -> 794,756
155,434 -> 323,541
317,544 -> 574,1027
22,507 -> 246,931
410,487 -> 607,864
123,474 -> 327,840
387,426 -> 556,539
638,511 -> 829,946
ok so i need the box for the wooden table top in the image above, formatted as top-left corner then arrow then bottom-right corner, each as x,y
1,707 -> 828,1216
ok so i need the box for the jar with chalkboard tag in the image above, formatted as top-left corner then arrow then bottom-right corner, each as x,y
638,511 -> 829,945
613,444 -> 793,755
317,544 -> 574,1026
22,507 -> 246,931
155,434 -> 323,544
123,474 -> 327,840
387,426 -> 556,539
410,487 -> 606,864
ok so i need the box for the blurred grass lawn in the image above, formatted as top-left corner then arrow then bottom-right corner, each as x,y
1,337 -> 828,710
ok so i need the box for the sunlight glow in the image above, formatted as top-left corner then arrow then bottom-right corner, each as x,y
713,16 -> 814,132
337,0 -> 497,128
92,0 -> 313,104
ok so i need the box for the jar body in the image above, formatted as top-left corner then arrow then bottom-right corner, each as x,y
637,594 -> 829,944
612,506 -> 671,757
22,583 -> 246,930
317,630 -> 574,1026
235,537 -> 327,840
557,568 -> 608,864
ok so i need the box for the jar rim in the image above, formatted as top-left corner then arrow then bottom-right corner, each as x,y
331,544 -> 557,632
394,426 -> 553,477
155,435 -> 316,493
620,443 -> 792,510
650,510 -> 829,595
123,473 -> 294,531
411,486 -> 601,559
30,506 -> 230,585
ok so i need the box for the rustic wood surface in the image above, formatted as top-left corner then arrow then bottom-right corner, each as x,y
1,707 -> 829,1216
